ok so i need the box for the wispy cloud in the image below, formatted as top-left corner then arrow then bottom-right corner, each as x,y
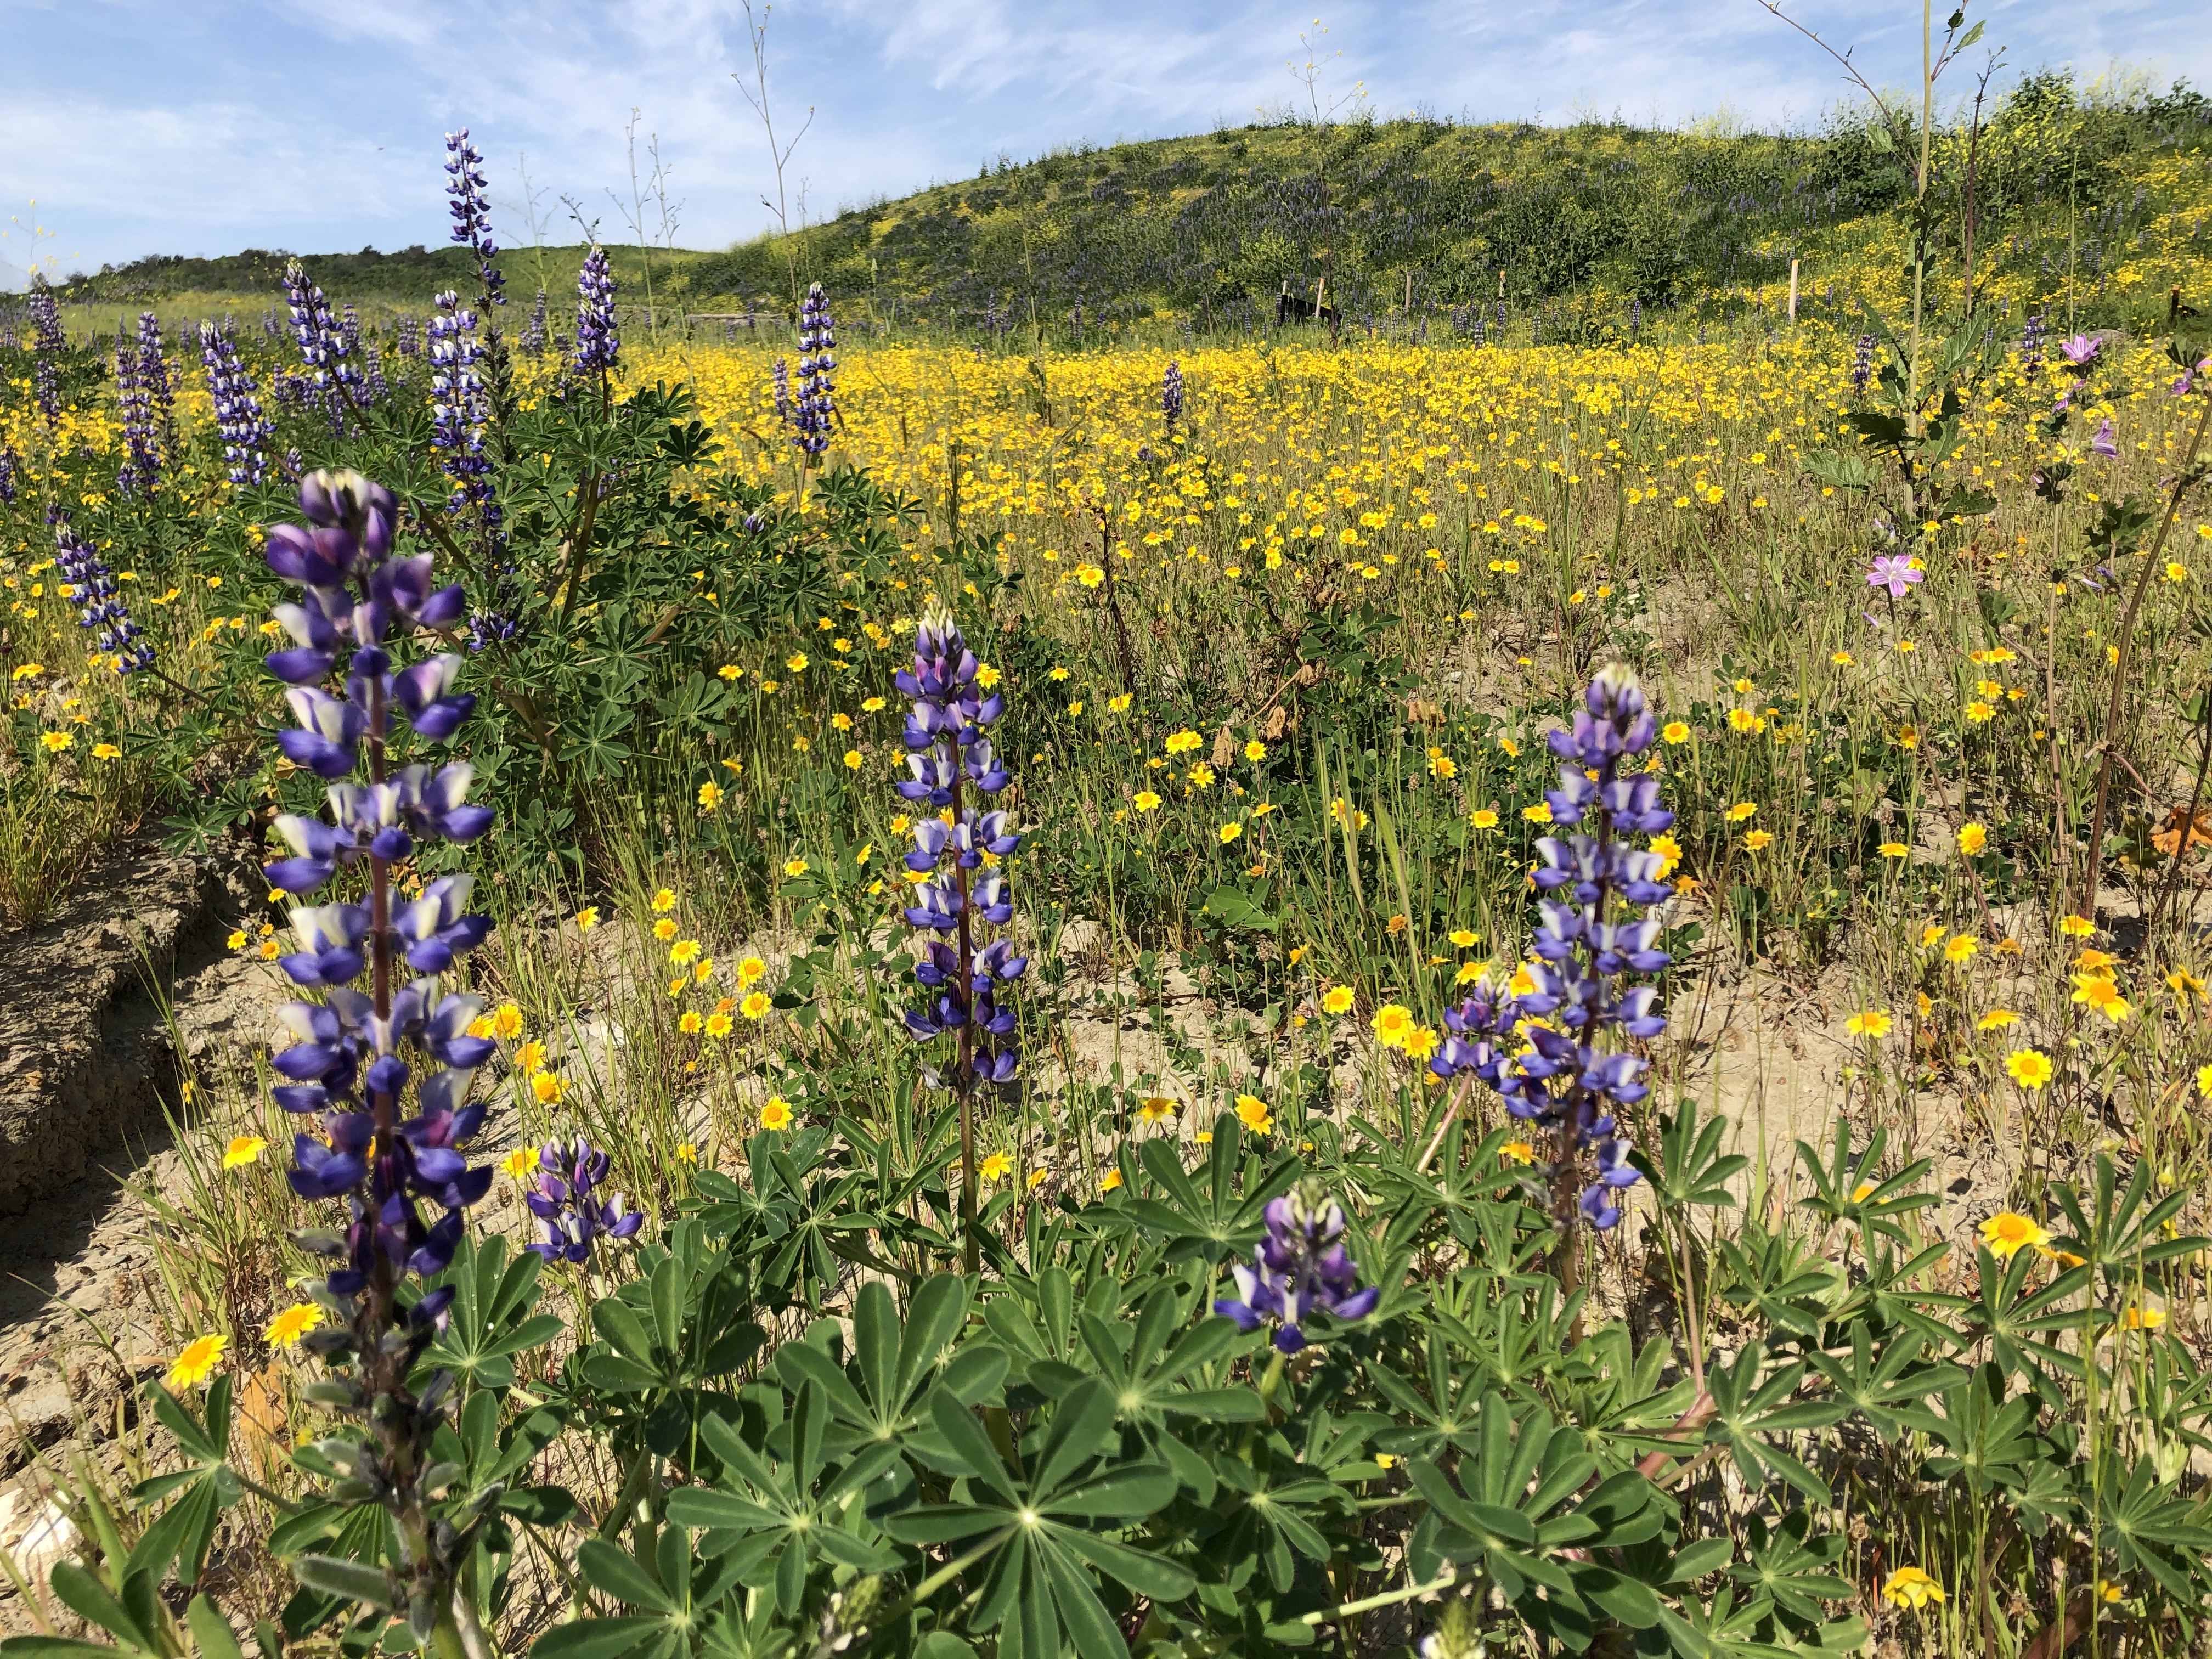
2,0 -> 2205,284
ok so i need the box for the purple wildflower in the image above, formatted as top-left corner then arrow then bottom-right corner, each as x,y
443,129 -> 504,309
0,446 -> 16,507
2058,333 -> 2102,367
52,510 -> 153,675
524,1138 -> 644,1264
282,259 -> 360,425
27,289 -> 63,422
199,321 -> 272,487
113,334 -> 158,498
428,290 -> 493,517
522,289 -> 548,357
1850,334 -> 1874,395
1162,359 -> 1184,434
794,283 -> 836,458
772,357 -> 792,426
1215,1180 -> 1380,1354
136,312 -> 174,460
571,246 -> 618,378
1431,668 -> 1674,1238
1867,553 -> 1923,599
2090,418 -> 2118,459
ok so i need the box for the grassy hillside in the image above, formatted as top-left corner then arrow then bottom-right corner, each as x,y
38,68 -> 2212,342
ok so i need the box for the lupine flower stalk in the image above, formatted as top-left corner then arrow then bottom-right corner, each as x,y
522,289 -> 548,357
0,447 -> 16,507
52,510 -> 153,674
112,336 -> 158,498
283,260 -> 360,427
1216,1179 -> 1379,1355
1432,668 -> 1672,1282
1161,359 -> 1184,436
428,291 -> 493,518
443,131 -> 504,312
136,312 -> 175,462
199,321 -> 273,486
259,470 -> 494,1652
524,1138 -> 644,1264
571,246 -> 618,380
895,605 -> 1022,1271
794,283 -> 836,458
28,290 -> 63,422
1850,334 -> 1875,396
772,358 -> 792,428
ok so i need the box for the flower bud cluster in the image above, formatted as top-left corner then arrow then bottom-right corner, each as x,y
199,320 -> 273,487
894,607 -> 1025,1086
1432,668 -> 1672,1231
442,129 -> 504,309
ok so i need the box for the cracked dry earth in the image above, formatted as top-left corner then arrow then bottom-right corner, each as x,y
0,844 -> 2056,1621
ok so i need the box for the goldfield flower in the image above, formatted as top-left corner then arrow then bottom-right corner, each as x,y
2006,1048 -> 2055,1090
223,1135 -> 268,1169
1980,1211 -> 2050,1260
1846,1009 -> 1891,1038
264,1304 -> 325,1347
1882,1568 -> 1944,1610
166,1333 -> 229,1389
1234,1094 -> 1273,1134
760,1097 -> 794,1131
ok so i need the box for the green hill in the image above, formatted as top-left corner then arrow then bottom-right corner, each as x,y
46,71 -> 2211,338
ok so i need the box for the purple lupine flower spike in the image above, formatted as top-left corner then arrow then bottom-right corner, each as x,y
1431,667 -> 1673,1242
27,290 -> 64,422
1162,359 -> 1184,434
259,467 -> 494,1375
572,245 -> 618,377
443,129 -> 504,309
524,1137 -> 645,1264
199,320 -> 273,486
429,290 -> 493,517
137,312 -> 174,459
113,333 -> 157,498
1214,1180 -> 1380,1353
794,283 -> 836,456
52,510 -> 153,674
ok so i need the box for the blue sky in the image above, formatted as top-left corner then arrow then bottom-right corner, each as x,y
3,0 -> 2207,287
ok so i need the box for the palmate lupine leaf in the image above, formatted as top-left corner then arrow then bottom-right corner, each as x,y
1118,1111 -> 1301,1265
1793,1120 -> 1937,1243
415,1232 -> 563,1391
771,1274 -> 1006,1458
2096,1454 -> 2212,1601
1805,1325 -> 1959,1443
663,1382 -> 904,1616
1925,1244 -> 2093,1408
1698,1344 -> 1847,1505
876,1381 -> 1193,1659
1634,1096 -> 1750,1211
128,1376 -> 242,1587
1407,1393 -> 1672,1652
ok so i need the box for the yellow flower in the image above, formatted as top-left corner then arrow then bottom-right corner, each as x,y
222,1135 -> 267,1169
705,1011 -> 734,1039
532,1071 -> 566,1105
1725,802 -> 1757,822
980,1153 -> 1014,1182
1027,1166 -> 1051,1189
227,929 -> 249,950
1322,985 -> 1356,1015
1099,1168 -> 1124,1193
2072,974 -> 2132,1023
1500,1140 -> 1534,1164
515,1040 -> 548,1074
1400,1025 -> 1440,1062
1426,752 -> 1457,780
1980,1211 -> 2050,1260
1878,842 -> 1909,859
165,1333 -> 229,1389
1944,934 -> 1978,964
737,955 -> 768,986
741,991 -> 772,1019
1218,821 -> 1243,844
669,938 -> 702,967
1958,822 -> 1988,856
1244,740 -> 1267,761
677,1143 -> 698,1165
501,1148 -> 537,1180
1133,789 -> 1162,812
1845,1009 -> 1893,1039
576,906 -> 600,932
1920,923 -> 1946,949
760,1097 -> 794,1131
844,749 -> 864,771
2198,1062 -> 2212,1099
1742,830 -> 1773,851
2058,914 -> 2096,938
1234,1094 -> 1274,1135
264,1304 -> 325,1348
1448,929 -> 1479,949
786,652 -> 809,673
1831,651 -> 1853,666
1661,720 -> 1690,744
1521,802 -> 1553,825
652,888 -> 678,912
2121,1303 -> 2167,1330
2005,1048 -> 2054,1090
1881,1568 -> 1944,1611
974,663 -> 1001,689
1469,808 -> 1499,830
1138,1096 -> 1178,1124
1372,1003 -> 1415,1049
697,781 -> 724,812
40,730 -> 72,753
679,1009 -> 704,1035
2166,966 -> 2205,1002
654,917 -> 679,941
1164,729 -> 1201,754
492,1002 -> 524,1040
92,742 -> 121,760
783,857 -> 809,878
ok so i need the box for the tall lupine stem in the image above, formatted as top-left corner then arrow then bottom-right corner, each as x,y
283,260 -> 360,431
552,246 -> 620,631
1432,667 -> 1672,1296
136,311 -> 175,461
896,606 -> 1020,1273
27,289 -> 63,424
52,509 -> 153,674
259,471 -> 497,1649
113,332 -> 157,499
794,283 -> 837,467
